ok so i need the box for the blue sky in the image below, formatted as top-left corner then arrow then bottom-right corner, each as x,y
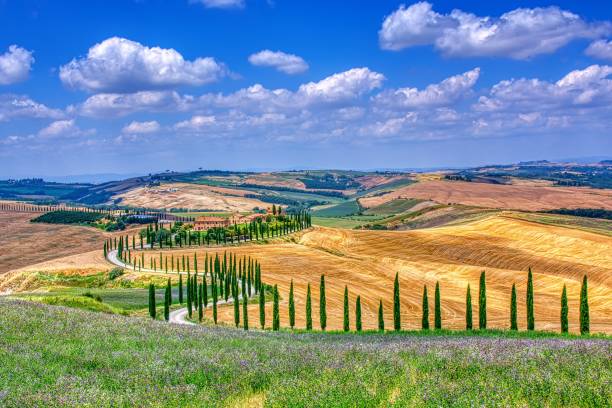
1,0 -> 611,178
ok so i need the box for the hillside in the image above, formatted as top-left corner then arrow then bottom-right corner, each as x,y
0,298 -> 609,407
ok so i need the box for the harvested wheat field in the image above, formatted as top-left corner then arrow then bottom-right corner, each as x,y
115,182 -> 268,211
138,214 -> 612,334
0,211 -> 111,274
360,180 -> 612,211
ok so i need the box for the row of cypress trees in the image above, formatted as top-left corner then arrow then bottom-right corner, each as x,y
149,268 -> 591,335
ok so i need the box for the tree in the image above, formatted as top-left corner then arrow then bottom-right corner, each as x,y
355,295 -> 362,332
465,284 -> 472,330
479,271 -> 487,329
560,284 -> 568,334
178,274 -> 183,304
421,285 -> 429,330
234,290 -> 240,328
273,284 -> 280,331
288,279 -> 295,329
243,290 -> 249,331
320,275 -> 327,331
393,272 -> 401,331
526,268 -> 535,331
434,281 -> 442,329
164,283 -> 170,321
378,300 -> 384,332
305,283 -> 312,330
510,283 -> 518,331
343,285 -> 350,332
580,275 -> 589,335
259,284 -> 266,329
148,283 -> 156,319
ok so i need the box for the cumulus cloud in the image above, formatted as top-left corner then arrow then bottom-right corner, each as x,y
60,37 -> 226,92
77,91 -> 192,118
475,64 -> 612,112
297,68 -> 384,103
38,119 -> 94,138
174,115 -> 216,132
379,2 -> 610,59
190,0 -> 244,9
248,50 -> 308,74
0,45 -> 34,85
0,95 -> 64,121
585,39 -> 612,60
122,120 -> 161,134
374,68 -> 480,109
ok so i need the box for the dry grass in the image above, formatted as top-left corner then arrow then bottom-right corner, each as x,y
138,215 -> 611,334
114,182 -> 268,211
360,180 -> 612,211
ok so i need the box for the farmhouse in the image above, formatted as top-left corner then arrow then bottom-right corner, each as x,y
193,216 -> 231,231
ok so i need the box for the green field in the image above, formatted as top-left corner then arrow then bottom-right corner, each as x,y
0,298 -> 609,406
364,198 -> 422,215
311,200 -> 361,217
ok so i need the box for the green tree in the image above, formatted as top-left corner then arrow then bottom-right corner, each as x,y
243,290 -> 249,331
259,284 -> 266,329
355,295 -> 362,332
273,284 -> 280,331
510,283 -> 518,330
479,271 -> 487,329
560,284 -> 568,334
378,300 -> 384,332
164,284 -> 170,321
234,291 -> 240,328
343,285 -> 350,332
320,275 -> 327,331
288,279 -> 295,329
393,272 -> 401,331
526,268 -> 535,331
148,283 -> 156,319
178,274 -> 183,304
434,281 -> 442,329
466,284 -> 472,330
580,275 -> 590,335
421,285 -> 429,330
305,283 -> 312,330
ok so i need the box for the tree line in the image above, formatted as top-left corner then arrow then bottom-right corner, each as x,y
149,267 -> 591,335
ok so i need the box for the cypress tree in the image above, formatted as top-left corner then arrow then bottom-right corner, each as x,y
164,284 -> 170,321
355,295 -> 362,332
510,283 -> 518,330
187,272 -> 192,318
466,284 -> 472,330
378,299 -> 384,332
273,284 -> 280,331
421,285 -> 429,330
320,275 -> 327,331
178,274 -> 183,304
526,268 -> 535,331
148,283 -> 156,319
434,281 -> 442,330
393,272 -> 401,331
560,284 -> 568,334
343,285 -> 350,332
305,283 -> 312,330
198,283 -> 203,322
580,275 -> 589,335
479,271 -> 487,329
259,284 -> 266,329
212,279 -> 218,324
243,290 -> 249,330
234,290 -> 240,328
288,279 -> 295,329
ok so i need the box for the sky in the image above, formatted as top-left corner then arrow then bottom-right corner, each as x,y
1,0 -> 611,178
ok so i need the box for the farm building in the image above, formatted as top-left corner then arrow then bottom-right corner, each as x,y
193,216 -> 231,231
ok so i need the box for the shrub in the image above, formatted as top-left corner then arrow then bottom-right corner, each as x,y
108,267 -> 124,280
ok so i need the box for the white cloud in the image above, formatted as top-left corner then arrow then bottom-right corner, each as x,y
248,50 -> 308,74
77,91 -> 192,117
585,39 -> 612,60
374,68 -> 480,109
60,37 -> 226,92
0,95 -> 64,121
37,119 -> 94,138
379,2 -> 610,59
0,45 -> 34,85
297,67 -> 384,103
122,120 -> 161,134
191,0 -> 244,9
174,115 -> 216,131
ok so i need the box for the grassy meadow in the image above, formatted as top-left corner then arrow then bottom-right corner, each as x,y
0,298 -> 609,407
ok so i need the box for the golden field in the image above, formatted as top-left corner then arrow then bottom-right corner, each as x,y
135,214 -> 612,334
